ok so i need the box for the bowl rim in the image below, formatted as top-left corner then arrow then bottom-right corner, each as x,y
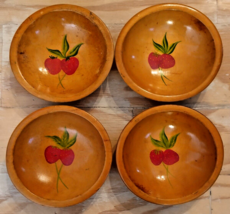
6,105 -> 112,207
10,4 -> 114,102
115,3 -> 223,102
116,105 -> 224,205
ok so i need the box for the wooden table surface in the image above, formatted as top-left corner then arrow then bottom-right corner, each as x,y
0,0 -> 229,213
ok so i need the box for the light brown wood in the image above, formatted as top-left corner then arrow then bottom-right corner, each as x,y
10,5 -> 114,102
0,0 -> 230,213
116,105 -> 223,205
6,106 -> 112,207
115,4 -> 223,102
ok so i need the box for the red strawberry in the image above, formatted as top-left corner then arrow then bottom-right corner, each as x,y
60,149 -> 75,166
150,150 -> 164,165
61,57 -> 79,75
159,54 -> 175,69
148,53 -> 161,69
44,57 -> 61,75
45,146 -> 61,164
163,149 -> 179,165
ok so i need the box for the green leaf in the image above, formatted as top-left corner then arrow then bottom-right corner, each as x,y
66,133 -> 77,148
47,48 -> 65,59
62,127 -> 69,147
46,135 -> 65,148
169,133 -> 180,148
160,128 -> 169,148
150,136 -> 166,149
162,33 -> 168,52
67,43 -> 83,57
62,35 -> 69,57
152,39 -> 165,53
167,41 -> 181,54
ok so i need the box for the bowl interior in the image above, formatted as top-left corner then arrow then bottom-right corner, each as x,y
11,5 -> 113,102
117,6 -> 221,101
13,111 -> 105,201
119,108 -> 221,204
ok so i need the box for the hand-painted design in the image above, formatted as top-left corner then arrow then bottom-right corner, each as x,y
150,128 -> 180,186
44,35 -> 83,89
148,33 -> 181,85
44,127 -> 77,192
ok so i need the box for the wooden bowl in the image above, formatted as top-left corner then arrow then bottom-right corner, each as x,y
115,4 -> 223,102
6,106 -> 112,207
10,4 -> 114,102
116,105 -> 223,205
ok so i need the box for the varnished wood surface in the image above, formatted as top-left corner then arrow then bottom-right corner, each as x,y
0,0 -> 229,213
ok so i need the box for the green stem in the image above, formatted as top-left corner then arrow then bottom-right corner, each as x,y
57,73 -> 66,89
163,74 -> 172,82
55,163 -> 68,193
162,163 -> 173,188
163,163 -> 175,178
58,164 -> 68,189
160,73 -> 167,86
55,162 -> 59,193
159,68 -> 172,86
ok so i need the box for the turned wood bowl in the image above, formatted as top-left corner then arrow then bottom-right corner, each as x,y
115,4 -> 223,102
116,105 -> 223,205
6,106 -> 112,207
10,4 -> 114,102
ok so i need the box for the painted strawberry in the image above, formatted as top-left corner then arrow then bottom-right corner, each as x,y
45,35 -> 83,89
148,53 -> 161,69
150,149 -> 164,165
60,149 -> 75,166
45,127 -> 77,192
148,33 -> 180,85
45,146 -> 61,163
159,54 -> 175,69
61,57 -> 79,75
163,149 -> 179,165
150,128 -> 180,186
44,57 -> 62,75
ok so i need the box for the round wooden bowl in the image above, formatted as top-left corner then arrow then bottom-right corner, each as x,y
115,4 -> 223,102
10,4 -> 114,102
6,106 -> 112,207
116,105 -> 223,205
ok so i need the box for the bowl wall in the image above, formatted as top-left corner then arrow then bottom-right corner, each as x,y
115,4 -> 223,101
116,105 -> 224,205
10,5 -> 114,102
6,106 -> 112,207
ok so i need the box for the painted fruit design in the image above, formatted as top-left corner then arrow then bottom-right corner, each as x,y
44,127 -> 77,192
149,150 -> 164,166
148,33 -> 181,85
150,128 -> 180,186
44,35 -> 83,89
44,57 -> 62,75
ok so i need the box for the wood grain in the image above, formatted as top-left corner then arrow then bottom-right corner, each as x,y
211,175 -> 230,214
0,0 -> 229,213
2,22 -> 230,108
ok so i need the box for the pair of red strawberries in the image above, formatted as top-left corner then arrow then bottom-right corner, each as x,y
45,146 -> 74,166
148,53 -> 175,69
45,56 -> 80,75
44,35 -> 83,76
44,128 -> 77,166
148,32 -> 180,70
149,128 -> 180,166
150,149 -> 179,165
